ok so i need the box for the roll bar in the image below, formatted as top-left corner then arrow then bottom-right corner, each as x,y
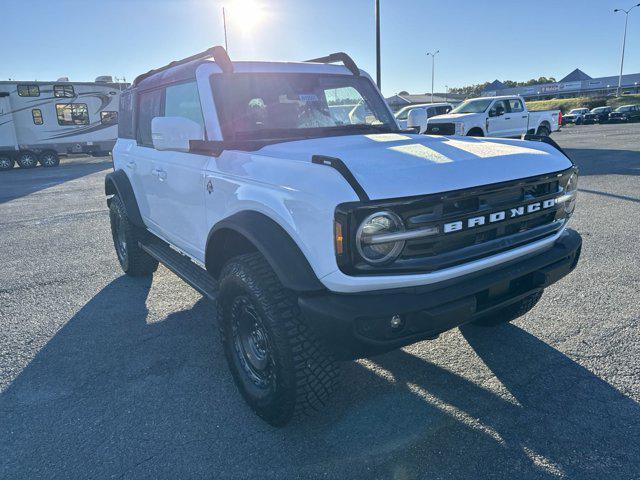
132,45 -> 233,87
305,52 -> 360,76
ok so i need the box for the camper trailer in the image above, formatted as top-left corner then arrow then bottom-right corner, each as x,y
0,77 -> 127,170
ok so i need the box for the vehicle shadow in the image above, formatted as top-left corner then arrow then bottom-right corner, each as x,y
2,275 -> 638,478
0,158 -> 111,204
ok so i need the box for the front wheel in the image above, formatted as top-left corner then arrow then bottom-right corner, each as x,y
218,252 -> 338,427
0,155 -> 14,171
472,290 -> 543,327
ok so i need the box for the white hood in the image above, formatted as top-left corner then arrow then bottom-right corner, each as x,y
427,112 -> 481,123
258,133 -> 572,200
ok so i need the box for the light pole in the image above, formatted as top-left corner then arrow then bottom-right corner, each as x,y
375,0 -> 381,89
223,6 -> 229,52
426,50 -> 439,103
614,4 -> 640,96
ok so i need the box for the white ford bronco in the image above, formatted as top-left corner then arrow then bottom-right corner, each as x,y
106,47 -> 582,426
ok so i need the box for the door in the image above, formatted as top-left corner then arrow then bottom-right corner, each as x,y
504,98 -> 528,137
147,81 -> 210,260
486,100 -> 510,137
0,95 -> 18,150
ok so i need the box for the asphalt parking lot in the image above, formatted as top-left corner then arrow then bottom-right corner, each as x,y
1,124 -> 639,479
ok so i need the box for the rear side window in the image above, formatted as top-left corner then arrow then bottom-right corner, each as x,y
508,99 -> 524,112
32,109 -> 43,125
54,85 -> 75,98
56,103 -> 89,125
136,89 -> 163,147
118,91 -> 134,139
18,84 -> 40,97
164,81 -> 204,129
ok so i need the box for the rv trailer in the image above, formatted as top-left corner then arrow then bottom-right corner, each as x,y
0,77 -> 127,170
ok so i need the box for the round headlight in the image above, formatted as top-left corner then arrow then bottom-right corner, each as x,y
564,172 -> 578,214
356,211 -> 405,265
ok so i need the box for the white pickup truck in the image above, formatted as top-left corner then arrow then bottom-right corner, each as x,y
425,95 -> 561,138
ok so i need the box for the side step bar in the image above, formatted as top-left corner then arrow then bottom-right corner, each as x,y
139,238 -> 217,301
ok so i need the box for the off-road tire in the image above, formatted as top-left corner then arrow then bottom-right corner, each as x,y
472,290 -> 544,327
17,151 -> 38,169
39,151 -> 60,167
217,252 -> 339,427
0,155 -> 14,171
109,195 -> 158,276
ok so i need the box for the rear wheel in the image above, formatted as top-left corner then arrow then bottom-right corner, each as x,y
39,151 -> 60,167
218,252 -> 338,427
472,290 -> 544,327
16,151 -> 38,169
536,125 -> 550,137
0,155 -> 14,171
109,195 -> 158,276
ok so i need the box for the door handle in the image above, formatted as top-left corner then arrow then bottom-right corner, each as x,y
522,115 -> 528,118
505,116 -> 511,120
153,168 -> 167,181
126,161 -> 136,170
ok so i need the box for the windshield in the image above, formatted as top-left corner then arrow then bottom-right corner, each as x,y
615,106 -> 632,112
450,98 -> 493,114
591,107 -> 606,113
211,73 -> 397,141
569,109 -> 587,114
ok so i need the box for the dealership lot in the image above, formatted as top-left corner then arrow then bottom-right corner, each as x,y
1,124 -> 638,479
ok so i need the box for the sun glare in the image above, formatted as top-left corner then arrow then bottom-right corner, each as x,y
226,0 -> 265,34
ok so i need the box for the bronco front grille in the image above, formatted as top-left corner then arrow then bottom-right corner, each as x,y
336,169 -> 575,275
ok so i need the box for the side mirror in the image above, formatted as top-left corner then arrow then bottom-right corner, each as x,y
407,108 -> 428,132
152,116 -> 204,152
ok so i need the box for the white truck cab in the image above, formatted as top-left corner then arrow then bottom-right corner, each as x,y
426,95 -> 561,138
106,47 -> 582,426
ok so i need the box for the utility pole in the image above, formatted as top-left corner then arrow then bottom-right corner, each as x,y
426,50 -> 439,103
614,4 -> 640,96
223,6 -> 229,53
375,0 -> 381,89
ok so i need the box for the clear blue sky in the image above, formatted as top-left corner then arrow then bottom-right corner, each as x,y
2,0 -> 639,96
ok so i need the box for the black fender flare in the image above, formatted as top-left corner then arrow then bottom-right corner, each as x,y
206,211 -> 325,293
104,169 -> 145,228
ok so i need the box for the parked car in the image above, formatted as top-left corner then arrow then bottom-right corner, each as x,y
106,46 -> 581,426
582,106 -> 612,124
608,105 -> 640,123
562,108 -> 590,125
395,103 -> 453,133
425,95 -> 560,137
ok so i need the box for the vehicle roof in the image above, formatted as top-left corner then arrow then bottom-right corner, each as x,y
0,80 -> 127,87
397,102 -> 452,110
466,95 -> 523,101
134,58 -> 367,91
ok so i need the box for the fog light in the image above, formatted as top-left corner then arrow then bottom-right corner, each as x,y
390,314 -> 404,329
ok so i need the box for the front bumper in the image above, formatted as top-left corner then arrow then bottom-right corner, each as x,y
299,229 -> 582,360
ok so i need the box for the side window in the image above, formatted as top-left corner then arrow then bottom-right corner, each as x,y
164,82 -> 204,129
56,103 -> 89,125
54,85 -> 75,98
18,84 -> 40,97
136,88 -> 163,147
32,109 -> 43,125
101,111 -> 118,125
508,99 -> 524,112
490,100 -> 508,116
118,91 -> 134,139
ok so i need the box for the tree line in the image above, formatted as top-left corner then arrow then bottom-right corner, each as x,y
449,77 -> 557,97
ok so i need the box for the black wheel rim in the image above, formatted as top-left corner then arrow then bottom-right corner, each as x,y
0,157 -> 11,169
231,296 -> 275,390
113,211 -> 128,264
